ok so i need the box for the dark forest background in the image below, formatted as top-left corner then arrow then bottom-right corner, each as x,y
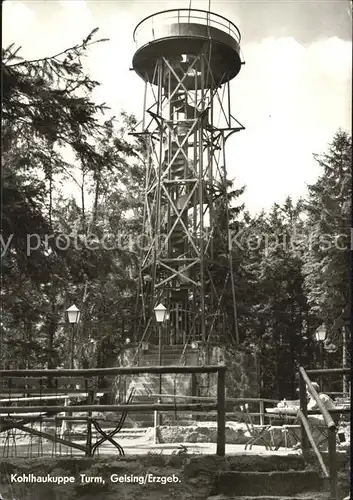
1,32 -> 351,399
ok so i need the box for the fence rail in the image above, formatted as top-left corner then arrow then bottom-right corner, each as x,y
0,365 -> 224,377
0,364 -> 227,457
150,393 -> 279,425
306,368 -> 350,375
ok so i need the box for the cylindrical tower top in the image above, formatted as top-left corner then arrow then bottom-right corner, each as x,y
132,9 -> 242,88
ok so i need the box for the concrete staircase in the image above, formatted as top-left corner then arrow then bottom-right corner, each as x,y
125,344 -> 203,425
185,455 -> 331,500
211,470 -> 329,499
137,344 -> 198,366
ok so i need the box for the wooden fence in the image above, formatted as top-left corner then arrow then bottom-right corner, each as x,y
0,364 -> 227,456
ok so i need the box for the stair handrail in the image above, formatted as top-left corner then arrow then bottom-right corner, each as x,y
297,409 -> 329,478
178,316 -> 197,364
132,316 -> 153,364
298,366 -> 337,500
299,367 -> 336,428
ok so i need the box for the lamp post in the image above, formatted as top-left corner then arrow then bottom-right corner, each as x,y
314,324 -> 327,390
154,303 -> 167,392
342,326 -> 348,396
65,305 -> 80,436
66,305 -> 80,369
154,303 -> 167,432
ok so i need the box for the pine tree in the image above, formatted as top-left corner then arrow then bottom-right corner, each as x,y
302,131 -> 351,368
232,198 -> 315,398
1,33 -> 145,369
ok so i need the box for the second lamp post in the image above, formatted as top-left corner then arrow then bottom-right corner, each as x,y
154,303 -> 167,430
154,303 -> 167,394
66,304 -> 80,369
314,323 -> 326,390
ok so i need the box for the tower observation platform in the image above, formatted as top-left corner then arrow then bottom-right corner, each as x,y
133,9 -> 242,88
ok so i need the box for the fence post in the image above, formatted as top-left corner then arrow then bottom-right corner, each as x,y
259,400 -> 264,425
216,367 -> 226,456
299,369 -> 309,453
85,389 -> 94,456
60,397 -> 68,438
154,409 -> 158,444
154,397 -> 163,445
328,427 -> 338,500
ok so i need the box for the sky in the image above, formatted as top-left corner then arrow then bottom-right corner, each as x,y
3,0 -> 352,214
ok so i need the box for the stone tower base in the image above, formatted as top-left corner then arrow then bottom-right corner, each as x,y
113,343 -> 259,426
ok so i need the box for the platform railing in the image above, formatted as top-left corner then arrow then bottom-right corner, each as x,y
133,9 -> 241,48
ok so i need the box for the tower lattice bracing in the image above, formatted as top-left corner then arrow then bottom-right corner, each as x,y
132,9 -> 244,352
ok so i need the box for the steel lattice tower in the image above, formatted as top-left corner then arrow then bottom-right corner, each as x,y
132,8 -> 244,352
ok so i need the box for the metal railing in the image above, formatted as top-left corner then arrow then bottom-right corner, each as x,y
150,394 -> 279,425
298,366 -> 351,500
133,9 -> 241,49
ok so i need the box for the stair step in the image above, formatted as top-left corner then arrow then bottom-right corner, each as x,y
138,352 -> 190,355
118,431 -> 147,437
209,497 -> 330,500
141,346 -> 194,350
119,428 -> 146,432
138,356 -> 192,360
98,428 -> 147,436
216,471 -> 324,497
